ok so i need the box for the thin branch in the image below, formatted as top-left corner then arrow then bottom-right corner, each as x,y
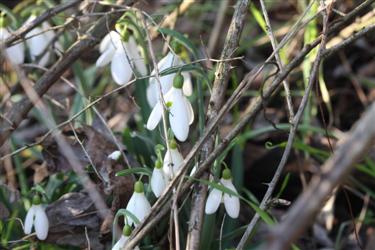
263,99 -> 375,250
187,1 -> 250,249
124,8 -> 375,248
3,0 -> 81,47
0,10 -> 124,147
236,0 -> 332,248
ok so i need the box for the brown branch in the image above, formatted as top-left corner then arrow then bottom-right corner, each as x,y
187,1 -> 250,249
263,102 -> 375,250
3,0 -> 81,47
0,10 -> 124,147
123,9 -> 375,248
236,0 -> 332,248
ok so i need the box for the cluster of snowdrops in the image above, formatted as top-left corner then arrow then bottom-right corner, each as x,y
1,11 -> 240,249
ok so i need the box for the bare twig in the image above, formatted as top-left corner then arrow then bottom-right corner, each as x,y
0,10 -> 124,147
3,0 -> 81,47
124,8 -> 375,248
263,102 -> 375,250
236,1 -> 332,248
187,1 -> 250,249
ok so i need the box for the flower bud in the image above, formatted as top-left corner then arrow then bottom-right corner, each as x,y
173,73 -> 184,89
134,181 -> 144,193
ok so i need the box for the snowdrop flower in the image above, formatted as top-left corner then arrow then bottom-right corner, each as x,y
96,28 -> 147,85
162,140 -> 184,179
24,195 -> 49,240
146,73 -> 194,142
125,181 -> 151,226
112,225 -> 140,250
146,51 -> 193,107
108,150 -> 122,161
24,15 -> 61,67
151,160 -> 168,197
205,169 -> 240,219
0,14 -> 25,65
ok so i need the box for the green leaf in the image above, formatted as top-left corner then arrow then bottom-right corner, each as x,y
158,28 -> 199,58
116,167 -> 152,177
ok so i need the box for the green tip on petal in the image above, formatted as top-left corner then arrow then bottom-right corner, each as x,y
173,73 -> 184,89
222,168 -> 232,180
169,140 -> 178,150
134,181 -> 144,193
0,13 -> 7,28
32,194 -> 41,205
123,224 -> 132,236
155,159 -> 162,169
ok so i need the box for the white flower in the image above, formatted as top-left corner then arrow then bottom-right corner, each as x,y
151,160 -> 168,197
146,51 -> 192,107
125,181 -> 151,226
24,15 -> 61,67
146,73 -> 194,142
108,150 -> 122,161
0,24 -> 25,65
96,30 -> 147,85
162,142 -> 184,179
24,195 -> 49,240
205,169 -> 240,219
112,225 -> 140,250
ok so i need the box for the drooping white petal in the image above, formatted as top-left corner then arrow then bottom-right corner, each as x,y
168,88 -> 190,141
108,150 -> 121,161
112,235 -> 128,250
36,50 -> 51,67
205,188 -> 222,214
100,31 -> 121,53
222,179 -> 240,219
184,97 -> 194,125
163,148 -> 184,179
126,192 -> 151,226
24,205 -> 37,234
34,205 -> 49,240
26,26 -> 49,58
0,27 -> 25,65
111,45 -> 132,85
151,168 -> 167,197
146,52 -> 178,107
126,36 -> 147,76
41,22 -> 55,45
125,193 -> 137,226
182,71 -> 193,96
96,46 -> 116,67
146,102 -> 163,130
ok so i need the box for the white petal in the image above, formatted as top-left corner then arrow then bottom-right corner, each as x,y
184,97 -> 194,125
1,27 -> 25,65
132,193 -> 151,224
151,168 -> 167,197
108,150 -> 121,160
125,193 -> 137,226
163,148 -> 184,179
111,46 -> 132,85
34,205 -> 49,240
24,205 -> 37,234
182,72 -> 193,96
112,235 -> 128,250
100,31 -> 121,53
205,188 -> 222,214
36,50 -> 51,67
41,22 -> 55,45
169,88 -> 190,141
126,37 -> 147,76
146,101 -> 163,130
146,81 -> 159,108
26,27 -> 49,57
96,46 -> 115,67
222,179 -> 240,219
